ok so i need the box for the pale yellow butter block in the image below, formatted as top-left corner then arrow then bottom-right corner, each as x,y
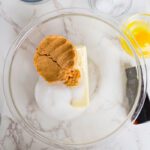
71,46 -> 90,107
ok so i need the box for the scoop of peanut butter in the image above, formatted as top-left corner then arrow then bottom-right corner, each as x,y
34,35 -> 80,86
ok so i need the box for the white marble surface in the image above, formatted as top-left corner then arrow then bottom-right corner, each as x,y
0,0 -> 150,149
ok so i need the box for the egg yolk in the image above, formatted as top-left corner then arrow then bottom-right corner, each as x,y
120,20 -> 150,57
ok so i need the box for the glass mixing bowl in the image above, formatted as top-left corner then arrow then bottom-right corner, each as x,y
88,0 -> 132,17
2,9 -> 147,148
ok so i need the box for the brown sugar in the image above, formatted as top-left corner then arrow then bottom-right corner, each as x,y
34,35 -> 81,86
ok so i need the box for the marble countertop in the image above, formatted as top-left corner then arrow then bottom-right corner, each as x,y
0,0 -> 150,149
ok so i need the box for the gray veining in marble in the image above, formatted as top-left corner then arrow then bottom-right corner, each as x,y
0,0 -> 150,150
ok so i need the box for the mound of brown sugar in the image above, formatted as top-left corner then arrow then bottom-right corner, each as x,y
34,35 -> 81,86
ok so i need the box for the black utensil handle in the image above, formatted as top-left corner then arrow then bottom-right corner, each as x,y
126,67 -> 150,124
134,93 -> 150,124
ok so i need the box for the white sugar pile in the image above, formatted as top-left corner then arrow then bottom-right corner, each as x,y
35,78 -> 85,120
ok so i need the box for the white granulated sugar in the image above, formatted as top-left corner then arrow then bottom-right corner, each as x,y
35,78 -> 85,120
69,38 -> 134,142
34,37 -> 135,141
86,38 -> 127,113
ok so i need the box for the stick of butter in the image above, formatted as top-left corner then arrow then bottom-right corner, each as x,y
71,46 -> 90,108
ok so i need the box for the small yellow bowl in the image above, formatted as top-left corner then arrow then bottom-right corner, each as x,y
121,17 -> 150,58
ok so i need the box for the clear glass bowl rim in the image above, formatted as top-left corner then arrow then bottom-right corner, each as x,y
2,8 -> 147,148
88,0 -> 133,17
